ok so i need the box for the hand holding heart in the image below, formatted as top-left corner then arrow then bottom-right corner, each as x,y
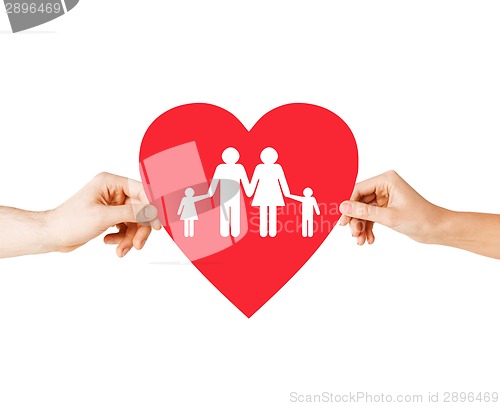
48,172 -> 161,256
339,170 -> 446,245
0,172 -> 161,259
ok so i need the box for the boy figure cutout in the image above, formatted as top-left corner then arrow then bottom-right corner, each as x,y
289,187 -> 320,237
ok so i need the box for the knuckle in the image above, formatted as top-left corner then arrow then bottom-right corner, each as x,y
385,170 -> 399,180
356,203 -> 370,218
124,205 -> 136,221
94,172 -> 111,183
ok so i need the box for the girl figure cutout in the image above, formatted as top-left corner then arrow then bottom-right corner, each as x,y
177,188 -> 209,237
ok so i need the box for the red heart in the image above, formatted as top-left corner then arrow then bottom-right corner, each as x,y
139,103 -> 358,317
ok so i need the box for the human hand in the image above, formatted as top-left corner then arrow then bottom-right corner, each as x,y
339,170 -> 446,245
46,172 -> 161,257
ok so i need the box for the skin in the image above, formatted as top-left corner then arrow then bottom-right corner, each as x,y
0,172 -> 161,259
339,170 -> 500,260
3,170 -> 498,260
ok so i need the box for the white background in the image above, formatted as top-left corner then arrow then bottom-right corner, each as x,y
1,1 -> 500,405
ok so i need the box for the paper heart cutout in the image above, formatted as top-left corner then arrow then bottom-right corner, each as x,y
140,103 -> 358,317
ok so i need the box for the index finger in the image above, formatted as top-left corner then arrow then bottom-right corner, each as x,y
349,173 -> 388,201
125,178 -> 149,205
96,172 -> 149,204
339,173 -> 387,226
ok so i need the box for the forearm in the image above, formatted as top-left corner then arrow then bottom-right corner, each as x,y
433,210 -> 500,259
0,206 -> 54,258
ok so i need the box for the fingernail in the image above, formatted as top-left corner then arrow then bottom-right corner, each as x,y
340,202 -> 352,214
145,205 -> 157,220
122,248 -> 130,257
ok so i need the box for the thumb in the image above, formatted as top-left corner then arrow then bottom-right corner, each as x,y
103,204 -> 158,226
340,201 -> 393,227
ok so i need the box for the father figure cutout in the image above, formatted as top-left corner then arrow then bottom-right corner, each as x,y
208,147 -> 250,238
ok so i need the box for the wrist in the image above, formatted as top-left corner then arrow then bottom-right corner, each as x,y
424,207 -> 457,246
36,209 -> 59,254
40,208 -> 73,254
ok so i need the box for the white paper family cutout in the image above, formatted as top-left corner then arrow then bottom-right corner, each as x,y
177,147 -> 320,239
